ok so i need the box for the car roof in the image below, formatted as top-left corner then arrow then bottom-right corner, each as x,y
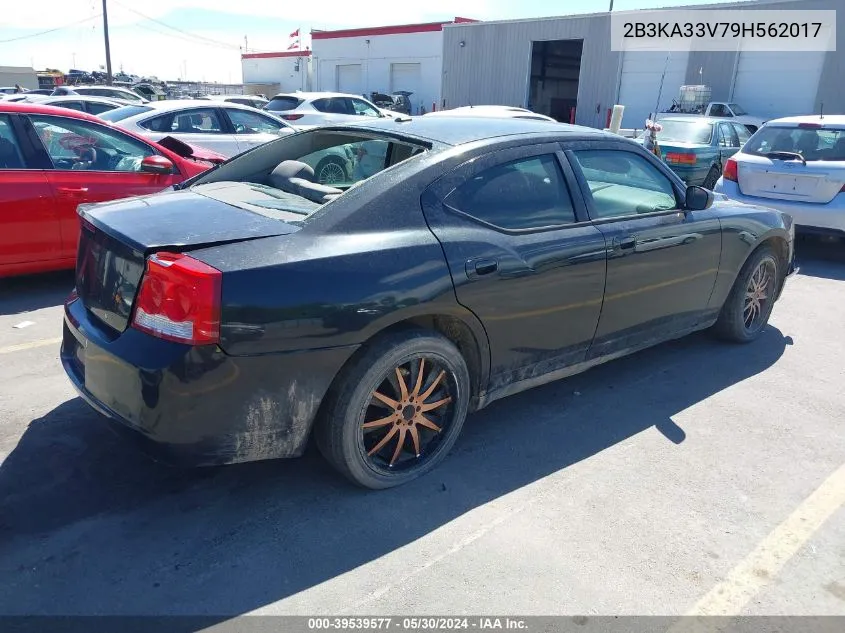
33,95 -> 124,105
329,116 -> 608,146
764,114 -> 845,127
271,91 -> 371,101
0,100 -> 104,122
131,99 -> 269,113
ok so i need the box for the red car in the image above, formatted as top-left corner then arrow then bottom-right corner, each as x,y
0,101 -> 225,278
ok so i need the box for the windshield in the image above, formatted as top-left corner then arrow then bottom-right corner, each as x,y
728,103 -> 747,115
744,126 -> 845,161
656,120 -> 713,144
99,105 -> 154,122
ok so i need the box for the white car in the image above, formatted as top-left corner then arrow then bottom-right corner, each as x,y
50,85 -> 148,104
200,94 -> 269,109
23,94 -> 125,116
714,115 -> 845,236
99,100 -> 296,157
423,105 -> 557,122
263,91 -> 402,127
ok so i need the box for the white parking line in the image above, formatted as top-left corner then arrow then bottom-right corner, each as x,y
672,461 -> 845,629
0,337 -> 63,355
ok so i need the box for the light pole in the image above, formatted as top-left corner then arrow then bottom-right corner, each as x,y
102,0 -> 113,84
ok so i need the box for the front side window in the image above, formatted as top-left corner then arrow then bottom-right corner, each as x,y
710,104 -> 730,117
445,154 -> 576,230
226,108 -> 285,135
0,114 -> 25,169
30,115 -> 154,172
350,98 -> 381,117
572,150 -> 677,219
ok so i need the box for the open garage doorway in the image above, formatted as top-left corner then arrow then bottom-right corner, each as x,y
528,39 -> 583,122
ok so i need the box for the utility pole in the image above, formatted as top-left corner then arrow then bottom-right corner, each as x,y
609,0 -> 614,11
102,0 -> 113,84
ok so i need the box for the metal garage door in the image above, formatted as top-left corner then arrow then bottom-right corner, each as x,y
618,51 -> 689,129
390,63 -> 421,108
731,51 -> 825,120
336,64 -> 363,95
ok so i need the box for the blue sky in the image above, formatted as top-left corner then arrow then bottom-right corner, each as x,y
0,0 -> 742,82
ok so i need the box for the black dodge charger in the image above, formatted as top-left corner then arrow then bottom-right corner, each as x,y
62,117 -> 796,488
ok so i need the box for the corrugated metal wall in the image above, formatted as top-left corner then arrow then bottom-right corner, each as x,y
442,0 -> 844,128
442,15 -> 621,129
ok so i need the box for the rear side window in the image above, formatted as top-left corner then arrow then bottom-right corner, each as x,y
265,96 -> 304,112
445,154 -> 576,230
141,109 -> 223,134
745,126 -> 845,161
86,101 -> 118,115
0,114 -> 26,169
313,98 -> 352,115
99,105 -> 154,122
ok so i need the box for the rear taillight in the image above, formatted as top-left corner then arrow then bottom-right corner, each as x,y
281,113 -> 304,121
665,152 -> 697,165
723,157 -> 738,182
131,252 -> 221,345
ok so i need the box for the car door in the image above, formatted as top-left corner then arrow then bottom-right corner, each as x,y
27,113 -> 183,261
139,107 -> 239,157
717,122 -> 742,163
0,113 -> 59,270
221,107 -> 293,153
422,143 -> 608,391
567,143 -> 722,360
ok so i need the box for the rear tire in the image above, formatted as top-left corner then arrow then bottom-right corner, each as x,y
315,330 -> 470,489
713,246 -> 780,343
702,164 -> 720,190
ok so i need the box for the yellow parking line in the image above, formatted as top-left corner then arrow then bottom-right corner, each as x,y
0,337 -> 63,355
672,461 -> 845,628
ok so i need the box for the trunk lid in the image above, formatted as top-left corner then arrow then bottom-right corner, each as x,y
75,189 -> 299,334
736,153 -> 845,204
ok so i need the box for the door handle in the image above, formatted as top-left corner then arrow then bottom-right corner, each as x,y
614,236 -> 636,250
466,258 -> 498,279
57,187 -> 89,197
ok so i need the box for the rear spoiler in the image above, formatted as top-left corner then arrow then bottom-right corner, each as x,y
156,135 -> 226,165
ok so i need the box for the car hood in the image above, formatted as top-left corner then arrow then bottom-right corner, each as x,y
78,188 -> 299,254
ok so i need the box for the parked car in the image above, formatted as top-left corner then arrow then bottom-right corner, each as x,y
663,102 -> 766,134
50,85 -> 148,105
643,116 -> 751,188
60,117 -> 796,489
263,91 -> 401,127
0,101 -> 225,278
424,105 -> 556,122
715,115 -> 845,237
100,100 -> 296,157
202,94 -> 269,110
23,95 -> 126,116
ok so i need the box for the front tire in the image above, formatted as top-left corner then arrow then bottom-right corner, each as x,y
713,246 -> 780,343
315,330 -> 471,489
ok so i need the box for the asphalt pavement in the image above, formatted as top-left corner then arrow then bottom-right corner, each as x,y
0,238 -> 843,621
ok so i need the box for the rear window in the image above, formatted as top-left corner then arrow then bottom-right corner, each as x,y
99,105 -> 154,122
265,96 -> 304,112
657,120 -> 713,144
745,126 -> 845,161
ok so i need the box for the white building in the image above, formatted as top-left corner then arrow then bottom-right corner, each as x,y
310,18 -> 476,115
241,50 -> 313,97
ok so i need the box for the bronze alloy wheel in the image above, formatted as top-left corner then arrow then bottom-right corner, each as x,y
359,357 -> 455,472
743,258 -> 777,333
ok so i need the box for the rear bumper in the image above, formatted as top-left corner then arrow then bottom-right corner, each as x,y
715,178 -> 845,234
61,298 -> 358,467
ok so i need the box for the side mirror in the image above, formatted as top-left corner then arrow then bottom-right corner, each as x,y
140,155 -> 174,175
686,185 -> 714,210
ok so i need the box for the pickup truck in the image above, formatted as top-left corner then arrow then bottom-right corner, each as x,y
664,102 -> 766,133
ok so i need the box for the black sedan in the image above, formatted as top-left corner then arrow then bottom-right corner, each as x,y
62,117 -> 797,489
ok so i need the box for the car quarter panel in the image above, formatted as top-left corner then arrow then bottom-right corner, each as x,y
706,202 -> 793,311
